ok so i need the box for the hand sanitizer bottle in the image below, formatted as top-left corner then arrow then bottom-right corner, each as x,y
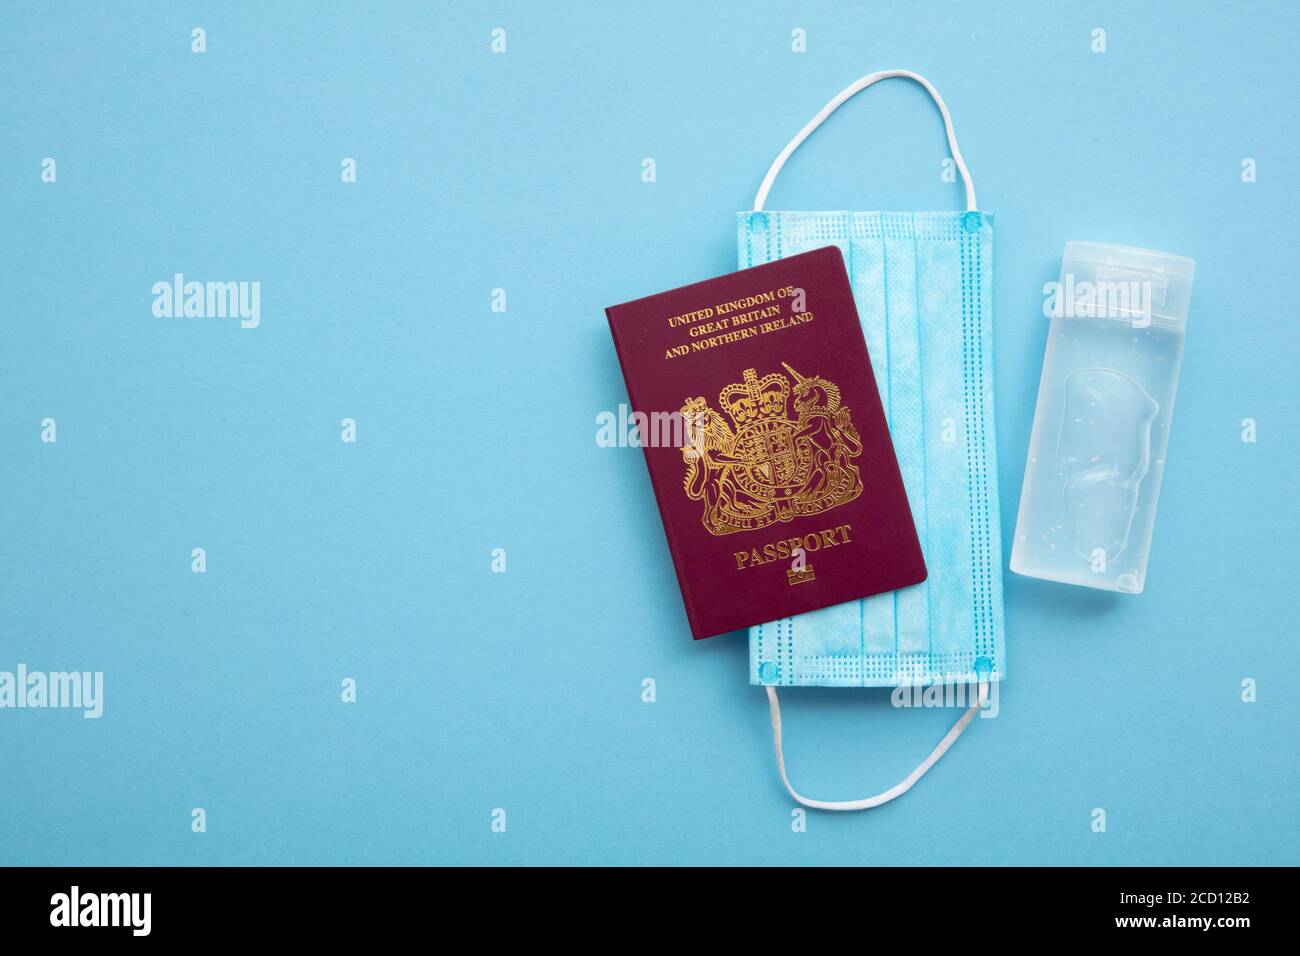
1011,241 -> 1196,593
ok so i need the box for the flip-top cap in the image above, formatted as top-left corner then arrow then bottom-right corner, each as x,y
1059,241 -> 1196,332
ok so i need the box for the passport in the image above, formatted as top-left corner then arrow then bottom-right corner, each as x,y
606,246 -> 926,640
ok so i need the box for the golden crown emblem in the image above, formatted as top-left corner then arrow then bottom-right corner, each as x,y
719,369 -> 790,427
679,362 -> 864,536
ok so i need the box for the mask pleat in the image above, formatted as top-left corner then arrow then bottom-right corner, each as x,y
879,213 -> 931,668
844,214 -> 901,674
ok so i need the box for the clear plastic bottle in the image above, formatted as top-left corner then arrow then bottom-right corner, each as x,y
1011,241 -> 1196,593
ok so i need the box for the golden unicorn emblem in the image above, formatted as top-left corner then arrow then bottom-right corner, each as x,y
680,364 -> 863,536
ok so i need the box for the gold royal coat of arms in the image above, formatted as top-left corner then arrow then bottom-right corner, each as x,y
680,364 -> 864,536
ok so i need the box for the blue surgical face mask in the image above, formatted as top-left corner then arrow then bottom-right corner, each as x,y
737,70 -> 1006,810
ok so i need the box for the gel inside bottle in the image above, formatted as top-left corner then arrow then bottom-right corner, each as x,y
1011,242 -> 1195,593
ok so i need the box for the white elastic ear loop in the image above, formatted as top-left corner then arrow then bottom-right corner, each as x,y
752,69 -> 976,213
765,681 -> 988,811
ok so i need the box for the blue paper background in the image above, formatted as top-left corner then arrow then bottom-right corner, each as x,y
2,2 -> 1296,865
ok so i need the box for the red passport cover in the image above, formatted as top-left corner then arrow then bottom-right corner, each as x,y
606,246 -> 926,640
